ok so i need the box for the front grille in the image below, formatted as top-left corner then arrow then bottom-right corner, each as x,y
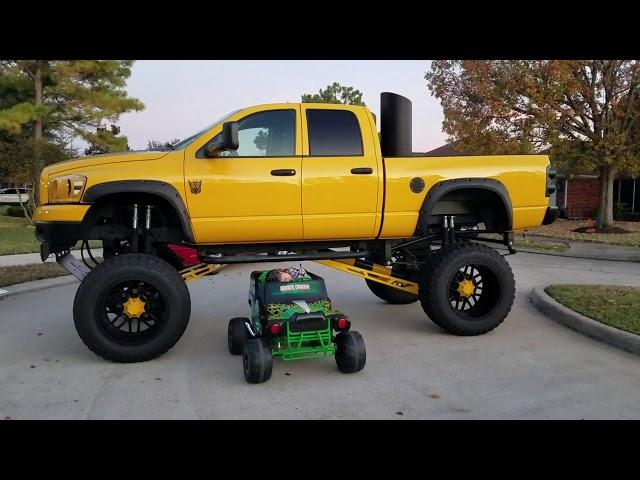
288,313 -> 328,333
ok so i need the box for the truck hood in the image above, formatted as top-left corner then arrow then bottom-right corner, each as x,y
43,150 -> 170,176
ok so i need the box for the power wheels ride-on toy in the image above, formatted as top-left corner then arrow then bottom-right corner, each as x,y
228,269 -> 366,384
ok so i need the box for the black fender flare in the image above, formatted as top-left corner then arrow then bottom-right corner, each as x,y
414,178 -> 513,235
82,180 -> 194,242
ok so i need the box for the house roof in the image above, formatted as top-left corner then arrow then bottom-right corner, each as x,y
419,141 -> 469,157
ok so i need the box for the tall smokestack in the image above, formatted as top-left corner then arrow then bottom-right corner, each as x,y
380,92 -> 412,157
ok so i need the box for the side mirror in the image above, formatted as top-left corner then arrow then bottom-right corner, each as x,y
204,121 -> 239,157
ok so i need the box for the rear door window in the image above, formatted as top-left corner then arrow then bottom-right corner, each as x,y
306,109 -> 363,156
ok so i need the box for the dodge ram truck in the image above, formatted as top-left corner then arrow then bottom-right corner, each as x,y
33,92 -> 557,363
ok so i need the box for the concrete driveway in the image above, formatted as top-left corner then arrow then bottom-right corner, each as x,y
1,252 -> 639,419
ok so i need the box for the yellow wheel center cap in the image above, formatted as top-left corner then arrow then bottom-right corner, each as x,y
457,279 -> 476,298
123,297 -> 146,318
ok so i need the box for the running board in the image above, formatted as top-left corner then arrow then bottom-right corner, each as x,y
200,250 -> 370,265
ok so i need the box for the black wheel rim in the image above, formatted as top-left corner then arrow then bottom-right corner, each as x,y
97,279 -> 167,345
447,263 -> 501,319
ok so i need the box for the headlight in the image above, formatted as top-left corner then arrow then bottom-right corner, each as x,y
48,174 -> 87,204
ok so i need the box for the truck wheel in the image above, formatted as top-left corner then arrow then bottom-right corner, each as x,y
243,338 -> 273,384
72,253 -> 191,363
365,280 -> 419,304
228,317 -> 250,355
335,331 -> 366,373
419,242 -> 515,336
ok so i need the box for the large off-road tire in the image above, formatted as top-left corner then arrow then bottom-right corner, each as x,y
228,317 -> 250,355
335,331 -> 366,373
364,279 -> 419,304
419,242 -> 515,336
243,338 -> 273,384
73,253 -> 191,363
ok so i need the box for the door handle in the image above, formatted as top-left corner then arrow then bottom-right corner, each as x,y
351,167 -> 373,175
270,169 -> 296,176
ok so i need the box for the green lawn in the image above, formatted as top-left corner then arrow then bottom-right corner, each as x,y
0,207 -> 101,256
546,284 -> 640,336
0,207 -> 41,255
515,238 -> 569,252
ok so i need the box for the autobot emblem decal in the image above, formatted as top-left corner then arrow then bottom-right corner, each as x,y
188,180 -> 202,194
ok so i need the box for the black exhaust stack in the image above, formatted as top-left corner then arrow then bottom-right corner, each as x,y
380,92 -> 412,157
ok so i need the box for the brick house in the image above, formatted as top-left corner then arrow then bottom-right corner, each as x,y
555,173 -> 639,220
0,176 -> 28,189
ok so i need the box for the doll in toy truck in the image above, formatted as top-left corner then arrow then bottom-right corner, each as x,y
227,267 -> 366,384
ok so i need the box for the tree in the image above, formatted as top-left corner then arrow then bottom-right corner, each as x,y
0,60 -> 143,219
426,60 -> 640,227
253,130 -> 268,152
147,138 -> 181,151
84,124 -> 128,155
302,82 -> 366,105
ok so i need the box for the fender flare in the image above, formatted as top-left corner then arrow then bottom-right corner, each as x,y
415,178 -> 513,235
82,180 -> 194,242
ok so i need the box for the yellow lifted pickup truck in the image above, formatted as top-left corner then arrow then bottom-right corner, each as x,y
34,92 -> 557,363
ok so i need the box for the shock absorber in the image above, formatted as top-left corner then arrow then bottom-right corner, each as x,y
144,205 -> 153,252
131,203 -> 139,252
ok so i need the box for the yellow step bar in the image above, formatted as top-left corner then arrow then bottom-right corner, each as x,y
181,258 -> 419,295
314,259 -> 418,295
180,263 -> 225,282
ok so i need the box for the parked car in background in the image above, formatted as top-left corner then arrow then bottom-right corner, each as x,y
0,188 -> 29,205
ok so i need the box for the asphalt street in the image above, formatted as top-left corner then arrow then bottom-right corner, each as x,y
1,251 -> 639,419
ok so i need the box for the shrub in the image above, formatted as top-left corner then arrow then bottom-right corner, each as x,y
6,206 -> 27,217
614,202 -> 628,221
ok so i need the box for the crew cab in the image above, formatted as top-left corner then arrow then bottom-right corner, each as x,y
34,94 -> 556,254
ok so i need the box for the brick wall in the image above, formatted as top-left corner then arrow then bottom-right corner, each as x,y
565,177 -> 601,219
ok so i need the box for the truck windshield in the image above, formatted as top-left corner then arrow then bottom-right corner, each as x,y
170,109 -> 241,150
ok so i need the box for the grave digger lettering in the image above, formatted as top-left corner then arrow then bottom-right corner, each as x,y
279,283 -> 311,292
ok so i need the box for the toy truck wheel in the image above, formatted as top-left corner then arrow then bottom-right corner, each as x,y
418,242 -> 515,336
243,338 -> 273,384
335,330 -> 366,373
228,317 -> 250,355
72,253 -> 191,363
365,280 -> 419,304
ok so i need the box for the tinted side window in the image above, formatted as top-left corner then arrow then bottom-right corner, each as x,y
306,110 -> 363,156
213,110 -> 295,157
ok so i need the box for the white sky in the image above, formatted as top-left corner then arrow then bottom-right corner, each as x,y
117,60 -> 447,152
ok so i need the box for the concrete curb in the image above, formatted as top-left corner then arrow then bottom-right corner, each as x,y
529,286 -> 640,356
491,243 -> 640,263
0,275 -> 78,301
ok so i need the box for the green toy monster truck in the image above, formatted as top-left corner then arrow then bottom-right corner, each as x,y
227,268 -> 366,384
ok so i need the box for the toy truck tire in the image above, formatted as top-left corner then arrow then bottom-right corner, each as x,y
418,242 -> 515,336
243,338 -> 273,384
335,330 -> 366,373
228,317 -> 250,355
365,279 -> 419,305
72,253 -> 191,363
